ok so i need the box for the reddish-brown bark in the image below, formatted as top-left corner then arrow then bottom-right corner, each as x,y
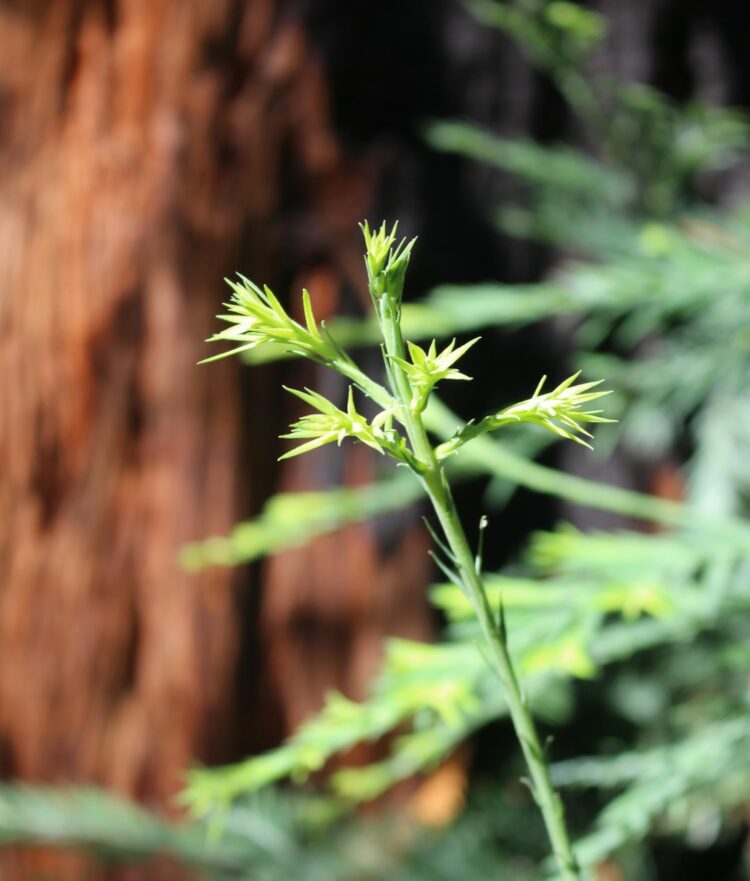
0,4 -> 432,859
0,0 -> 270,804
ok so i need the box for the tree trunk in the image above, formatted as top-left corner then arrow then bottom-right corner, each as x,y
0,1 -> 434,852
0,0 -> 394,809
0,0 -> 260,801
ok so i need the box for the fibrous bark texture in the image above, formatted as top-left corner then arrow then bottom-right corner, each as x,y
0,0 -> 260,800
0,3 -> 433,853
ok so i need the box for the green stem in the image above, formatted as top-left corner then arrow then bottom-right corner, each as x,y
428,484 -> 582,881
377,296 -> 582,881
334,357 -> 397,413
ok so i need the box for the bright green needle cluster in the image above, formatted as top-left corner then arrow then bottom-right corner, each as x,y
202,275 -> 338,365
389,338 -> 480,413
496,372 -> 613,444
437,371 -> 613,459
360,220 -> 416,302
203,226 -> 610,473
280,387 -> 410,463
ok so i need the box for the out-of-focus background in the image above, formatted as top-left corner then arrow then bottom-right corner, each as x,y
2,2 -> 750,879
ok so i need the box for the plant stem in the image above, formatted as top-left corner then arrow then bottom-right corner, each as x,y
378,299 -> 583,881
334,357 -> 397,413
426,483 -> 582,881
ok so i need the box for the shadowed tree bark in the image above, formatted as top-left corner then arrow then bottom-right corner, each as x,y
0,4 -> 432,855
0,0 -> 262,800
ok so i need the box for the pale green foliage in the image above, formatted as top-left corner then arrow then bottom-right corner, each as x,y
241,135 -> 750,515
280,387 -> 409,463
178,43 -> 750,871
0,785 -> 365,880
179,474 -> 422,569
175,75 -> 750,878
199,221 -> 600,879
0,783 -> 555,881
180,515 -> 750,879
203,276 -> 333,364
553,715 -> 750,869
437,372 -> 613,457
202,232 -> 609,470
468,0 -> 606,71
184,197 -> 750,877
389,338 -> 478,412
483,372 -> 612,446
18,502 -> 749,878
420,133 -> 750,515
0,785 -> 228,868
203,273 -> 397,412
360,220 -> 417,302
182,401 -> 746,572
466,0 -> 747,214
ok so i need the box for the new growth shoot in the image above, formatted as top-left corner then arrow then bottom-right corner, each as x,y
204,221 -> 611,880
